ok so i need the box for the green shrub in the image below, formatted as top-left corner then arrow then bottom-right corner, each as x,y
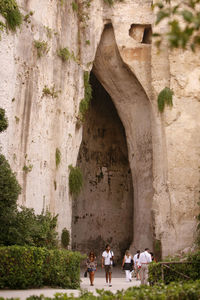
55,148 -> 61,168
157,87 -> 173,113
57,47 -> 71,62
78,71 -> 92,122
0,108 -> 8,132
0,0 -> 22,31
23,164 -> 33,173
197,201 -> 200,246
72,1 -> 78,12
61,228 -> 70,248
34,40 -> 49,58
149,250 -> 200,285
68,164 -> 83,196
0,153 -> 21,214
103,0 -> 123,6
6,208 -> 58,248
1,280 -> 200,299
0,246 -> 83,289
42,85 -> 60,98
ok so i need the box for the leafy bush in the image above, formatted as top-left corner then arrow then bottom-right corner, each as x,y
78,71 -> 92,122
0,246 -> 83,289
157,87 -> 173,113
57,47 -> 71,62
0,153 -> 20,210
197,201 -> 200,246
1,280 -> 200,299
34,40 -> 49,58
0,0 -> 22,31
0,153 -> 58,248
61,228 -> 70,248
149,250 -> 200,285
55,148 -> 61,168
6,208 -> 58,248
103,0 -> 123,6
42,85 -> 60,98
72,1 -> 78,12
0,108 -> 8,132
0,154 -> 21,245
68,164 -> 83,196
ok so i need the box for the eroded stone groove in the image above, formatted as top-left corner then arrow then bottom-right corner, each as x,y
93,24 -> 154,252
72,73 -> 133,260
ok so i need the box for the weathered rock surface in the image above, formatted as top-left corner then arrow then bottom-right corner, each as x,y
0,0 -> 200,258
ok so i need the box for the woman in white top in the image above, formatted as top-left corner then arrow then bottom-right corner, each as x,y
122,250 -> 133,282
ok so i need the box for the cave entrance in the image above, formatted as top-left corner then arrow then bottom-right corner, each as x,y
72,24 -> 153,260
72,72 -> 133,260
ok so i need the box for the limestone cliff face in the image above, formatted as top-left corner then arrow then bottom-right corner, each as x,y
0,0 -> 200,258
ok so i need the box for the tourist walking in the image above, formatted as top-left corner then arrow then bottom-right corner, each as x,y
138,248 -> 152,285
122,250 -> 133,282
86,251 -> 97,286
133,250 -> 141,280
102,244 -> 114,287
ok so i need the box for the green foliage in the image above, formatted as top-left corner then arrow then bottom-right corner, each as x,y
5,208 -> 59,248
157,87 -> 173,112
24,10 -> 34,23
23,164 -> 33,173
59,0 -> 66,6
149,250 -> 200,285
0,154 -> 21,245
103,0 -> 123,6
57,47 -> 79,63
153,239 -> 162,261
57,47 -> 71,62
42,85 -> 60,98
34,40 -> 49,58
61,228 -> 70,248
0,246 -> 83,289
0,0 -> 22,32
0,108 -> 8,132
45,26 -> 53,39
15,115 -> 19,123
197,201 -> 200,246
78,71 -> 92,122
0,153 -> 21,214
55,148 -> 61,168
72,1 -> 78,12
68,164 -> 83,196
153,0 -> 200,51
1,280 -> 200,299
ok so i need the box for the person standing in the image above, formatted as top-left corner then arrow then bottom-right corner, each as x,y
133,250 -> 141,280
102,244 -> 114,287
122,250 -> 133,282
86,251 -> 97,286
138,248 -> 152,285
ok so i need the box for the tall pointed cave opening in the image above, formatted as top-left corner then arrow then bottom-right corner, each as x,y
72,72 -> 134,260
72,24 -> 154,260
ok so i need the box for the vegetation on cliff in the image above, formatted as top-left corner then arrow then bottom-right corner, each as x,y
78,71 -> 92,122
153,0 -> 200,51
0,0 -> 22,32
68,164 -> 83,196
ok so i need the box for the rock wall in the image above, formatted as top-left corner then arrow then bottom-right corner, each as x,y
0,0 -> 199,257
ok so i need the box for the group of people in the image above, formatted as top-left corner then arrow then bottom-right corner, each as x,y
85,244 -> 155,286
